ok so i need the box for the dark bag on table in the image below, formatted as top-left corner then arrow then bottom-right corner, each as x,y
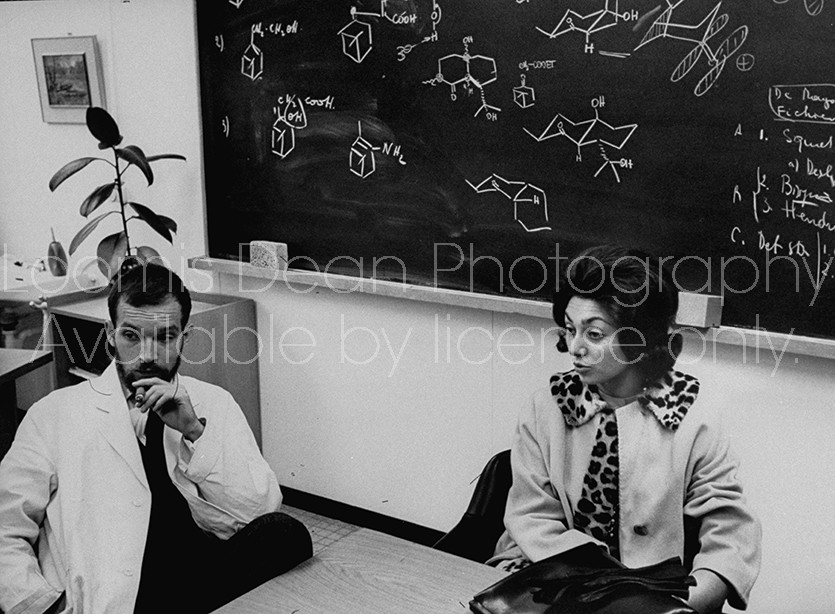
470,543 -> 697,614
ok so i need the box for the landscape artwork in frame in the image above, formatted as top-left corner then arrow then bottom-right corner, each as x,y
32,36 -> 105,123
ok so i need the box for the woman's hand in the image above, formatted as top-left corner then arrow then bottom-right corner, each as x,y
687,569 -> 729,614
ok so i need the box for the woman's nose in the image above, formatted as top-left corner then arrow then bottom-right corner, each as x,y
570,336 -> 587,356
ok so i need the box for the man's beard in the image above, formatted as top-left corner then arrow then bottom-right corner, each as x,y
115,352 -> 182,390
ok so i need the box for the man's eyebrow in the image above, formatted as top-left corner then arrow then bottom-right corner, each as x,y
117,322 -> 180,331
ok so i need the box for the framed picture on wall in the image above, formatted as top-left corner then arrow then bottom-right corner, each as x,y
31,36 -> 105,124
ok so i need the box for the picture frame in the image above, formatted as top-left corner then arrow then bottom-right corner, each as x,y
31,36 -> 105,124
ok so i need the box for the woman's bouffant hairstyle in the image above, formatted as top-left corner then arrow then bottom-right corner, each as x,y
552,244 -> 682,385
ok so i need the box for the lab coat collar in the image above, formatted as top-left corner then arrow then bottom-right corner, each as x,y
89,362 -> 148,489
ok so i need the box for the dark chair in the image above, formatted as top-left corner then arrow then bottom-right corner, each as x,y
433,449 -> 512,563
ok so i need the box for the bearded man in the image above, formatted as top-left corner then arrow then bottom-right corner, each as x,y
0,262 -> 311,614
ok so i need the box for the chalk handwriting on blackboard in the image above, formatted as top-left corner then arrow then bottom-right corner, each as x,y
772,0 -> 826,17
517,59 -> 558,101
770,85 -> 835,125
536,0 -> 638,56
396,1 -> 442,62
271,97 -> 308,159
523,96 -> 636,183
196,0 -> 835,337
229,0 -> 244,8
341,1 -> 442,64
349,122 -> 406,177
635,1 -> 748,97
466,174 -> 551,233
241,24 -> 263,81
350,122 -> 379,178
513,75 -> 536,109
424,36 -> 501,120
736,53 -> 755,72
240,20 -> 300,81
728,76 -> 835,308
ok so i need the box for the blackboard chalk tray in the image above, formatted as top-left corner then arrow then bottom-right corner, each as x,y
190,257 -> 835,362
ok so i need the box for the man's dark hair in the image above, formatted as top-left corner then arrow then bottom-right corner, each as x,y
107,262 -> 192,328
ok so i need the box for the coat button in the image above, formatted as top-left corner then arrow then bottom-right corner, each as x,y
123,569 -> 134,576
132,499 -> 143,507
633,524 -> 649,536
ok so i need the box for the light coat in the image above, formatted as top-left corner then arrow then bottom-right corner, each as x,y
491,373 -> 761,610
0,363 -> 282,614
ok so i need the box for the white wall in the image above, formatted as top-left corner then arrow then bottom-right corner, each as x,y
0,0 -> 205,275
2,2 -> 834,613
220,272 -> 835,614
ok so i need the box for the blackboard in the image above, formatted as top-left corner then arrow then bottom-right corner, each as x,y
196,0 -> 835,339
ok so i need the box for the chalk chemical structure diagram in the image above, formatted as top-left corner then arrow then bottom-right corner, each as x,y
229,0 -> 244,8
635,1 -> 749,96
524,96 -> 636,182
772,0 -> 826,18
397,1 -> 442,62
535,0 -> 639,57
350,122 -> 380,178
339,1 -> 442,64
424,36 -> 501,120
348,121 -> 406,177
513,74 -> 536,109
241,23 -> 264,81
467,174 -> 551,232
271,97 -> 308,159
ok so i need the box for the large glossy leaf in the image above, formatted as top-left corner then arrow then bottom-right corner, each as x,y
49,157 -> 105,192
128,202 -> 175,242
86,107 -> 122,148
146,153 -> 187,163
118,145 -> 154,186
136,245 -> 162,265
79,183 -> 116,217
96,231 -> 128,278
69,210 -> 116,255
157,214 -> 177,234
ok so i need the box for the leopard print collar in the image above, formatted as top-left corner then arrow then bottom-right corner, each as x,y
549,369 -> 700,431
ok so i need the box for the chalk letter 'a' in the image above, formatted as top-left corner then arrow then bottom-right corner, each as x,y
734,124 -> 742,137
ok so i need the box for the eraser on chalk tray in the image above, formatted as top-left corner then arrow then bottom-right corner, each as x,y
250,241 -> 288,270
675,292 -> 722,328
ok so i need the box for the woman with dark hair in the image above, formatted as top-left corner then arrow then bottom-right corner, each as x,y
489,245 -> 761,613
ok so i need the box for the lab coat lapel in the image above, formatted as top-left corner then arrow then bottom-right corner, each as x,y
90,362 -> 149,490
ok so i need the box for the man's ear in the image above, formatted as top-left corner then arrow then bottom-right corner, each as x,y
105,322 -> 115,347
180,323 -> 193,346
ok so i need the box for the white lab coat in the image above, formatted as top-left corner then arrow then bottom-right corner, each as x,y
0,363 -> 282,614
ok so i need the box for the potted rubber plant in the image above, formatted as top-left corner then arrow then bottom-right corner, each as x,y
49,107 -> 185,276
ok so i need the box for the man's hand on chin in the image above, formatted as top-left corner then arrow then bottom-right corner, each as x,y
132,376 -> 205,442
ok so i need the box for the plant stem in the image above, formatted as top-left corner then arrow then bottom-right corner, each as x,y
112,147 -> 132,255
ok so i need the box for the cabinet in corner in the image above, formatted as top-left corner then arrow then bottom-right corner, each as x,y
46,289 -> 262,447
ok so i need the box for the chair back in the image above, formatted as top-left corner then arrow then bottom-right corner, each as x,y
433,450 -> 511,563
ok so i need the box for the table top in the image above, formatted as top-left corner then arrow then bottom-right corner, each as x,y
213,528 -> 507,614
0,349 -> 52,386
